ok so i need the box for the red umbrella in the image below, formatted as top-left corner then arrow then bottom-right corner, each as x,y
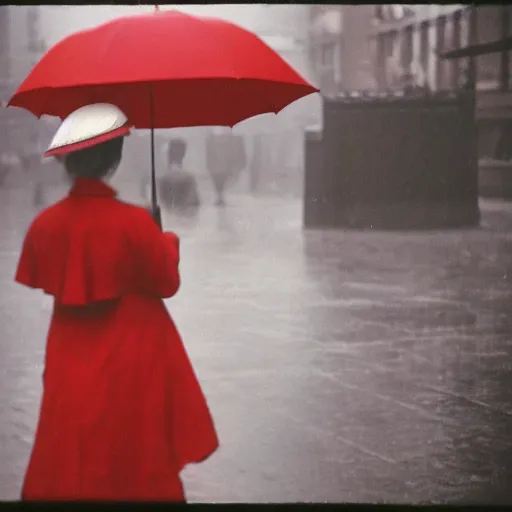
7,8 -> 318,216
8,8 -> 317,127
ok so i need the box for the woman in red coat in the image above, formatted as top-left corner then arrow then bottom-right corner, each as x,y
15,104 -> 219,502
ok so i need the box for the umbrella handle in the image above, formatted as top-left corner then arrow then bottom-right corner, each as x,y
151,203 -> 162,230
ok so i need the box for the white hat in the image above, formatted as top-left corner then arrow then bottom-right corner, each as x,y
45,103 -> 131,157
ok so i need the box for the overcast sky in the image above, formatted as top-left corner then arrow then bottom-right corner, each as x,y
39,5 -> 308,50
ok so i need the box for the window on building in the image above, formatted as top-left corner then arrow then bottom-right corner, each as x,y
375,5 -> 415,22
435,16 -> 450,90
450,10 -> 462,89
456,7 -> 473,89
375,5 -> 385,21
333,39 -> 342,87
475,5 -> 501,91
476,5 -> 512,163
505,5 -> 512,90
385,30 -> 402,88
497,5 -> 510,91
318,39 -> 338,95
375,33 -> 388,88
419,21 -> 430,87
386,30 -> 398,59
444,15 -> 456,89
507,6 -> 512,90
401,25 -> 413,75
321,41 -> 335,68
459,8 -> 470,47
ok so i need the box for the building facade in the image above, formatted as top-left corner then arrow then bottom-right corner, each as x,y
371,5 -> 467,91
371,4 -> 510,93
307,4 -> 512,197
371,4 -> 512,193
307,5 -> 376,96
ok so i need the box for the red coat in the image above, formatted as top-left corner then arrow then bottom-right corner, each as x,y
15,178 -> 219,501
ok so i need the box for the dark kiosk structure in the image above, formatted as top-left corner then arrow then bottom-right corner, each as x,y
304,91 -> 480,230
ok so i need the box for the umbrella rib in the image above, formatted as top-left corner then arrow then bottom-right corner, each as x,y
33,87 -> 52,120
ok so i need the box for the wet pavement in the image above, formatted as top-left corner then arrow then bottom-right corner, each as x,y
1,182 -> 512,503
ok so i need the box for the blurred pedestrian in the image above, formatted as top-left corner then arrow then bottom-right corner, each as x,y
206,127 -> 246,206
0,153 -> 11,187
159,138 -> 200,215
20,147 -> 46,207
15,104 -> 218,502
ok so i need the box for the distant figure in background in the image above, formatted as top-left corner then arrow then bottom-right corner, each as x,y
20,148 -> 45,207
159,138 -> 200,215
0,163 -> 7,188
206,128 -> 246,207
0,153 -> 14,188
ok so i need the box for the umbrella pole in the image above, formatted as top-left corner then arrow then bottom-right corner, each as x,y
150,131 -> 157,206
149,84 -> 162,228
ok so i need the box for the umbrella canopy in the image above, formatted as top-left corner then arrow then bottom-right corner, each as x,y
7,9 -> 318,128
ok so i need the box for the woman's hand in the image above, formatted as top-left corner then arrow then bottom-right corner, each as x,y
134,207 -> 180,298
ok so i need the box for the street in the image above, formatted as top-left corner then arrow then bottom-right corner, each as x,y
1,183 -> 512,503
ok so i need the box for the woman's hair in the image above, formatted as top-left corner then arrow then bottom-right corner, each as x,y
63,136 -> 124,179
168,138 -> 187,165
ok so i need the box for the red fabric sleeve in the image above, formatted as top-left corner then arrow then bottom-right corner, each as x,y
133,210 -> 181,299
15,206 -> 181,304
15,214 -> 138,305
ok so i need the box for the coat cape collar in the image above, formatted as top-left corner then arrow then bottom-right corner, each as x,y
69,178 -> 118,198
